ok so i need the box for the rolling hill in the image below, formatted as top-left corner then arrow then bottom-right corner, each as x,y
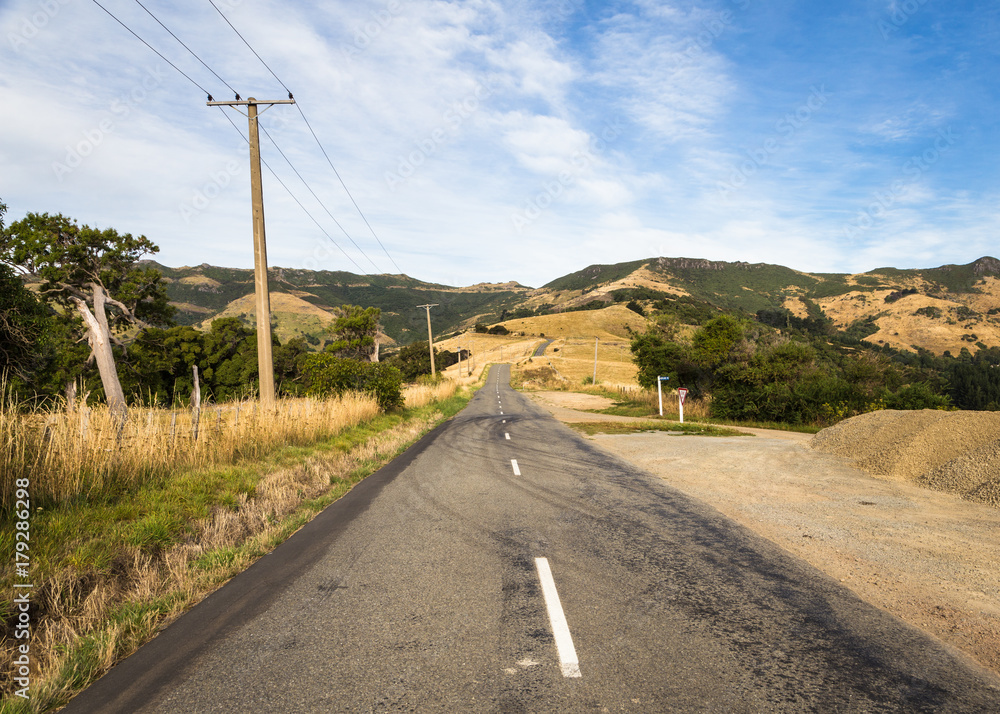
147,256 -> 1000,356
150,262 -> 532,344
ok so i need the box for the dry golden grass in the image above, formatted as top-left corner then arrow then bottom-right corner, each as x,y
402,380 -> 457,409
510,363 -> 566,391
435,336 -> 543,383
498,304 -> 650,340
593,383 -> 713,421
0,394 -> 380,510
547,338 -> 638,385
1,405 -> 446,712
816,280 -> 1000,356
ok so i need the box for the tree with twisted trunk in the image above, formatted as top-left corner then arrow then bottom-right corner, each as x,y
1,212 -> 174,417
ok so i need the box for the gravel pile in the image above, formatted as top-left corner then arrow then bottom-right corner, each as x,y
811,410 -> 1000,507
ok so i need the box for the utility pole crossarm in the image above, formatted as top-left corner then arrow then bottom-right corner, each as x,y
206,99 -> 296,106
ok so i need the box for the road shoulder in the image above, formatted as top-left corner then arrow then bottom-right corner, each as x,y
526,391 -> 1000,678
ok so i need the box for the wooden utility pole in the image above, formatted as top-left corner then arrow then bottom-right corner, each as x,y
417,304 -> 438,376
207,95 -> 295,408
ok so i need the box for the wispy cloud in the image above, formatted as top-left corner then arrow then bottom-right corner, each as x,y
1,0 -> 999,288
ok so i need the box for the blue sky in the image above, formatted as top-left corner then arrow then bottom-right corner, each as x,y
2,0 -> 998,288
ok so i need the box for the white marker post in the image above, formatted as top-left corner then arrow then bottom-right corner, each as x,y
657,376 -> 669,416
678,387 -> 688,424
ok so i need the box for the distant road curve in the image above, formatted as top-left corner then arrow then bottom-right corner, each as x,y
533,338 -> 554,356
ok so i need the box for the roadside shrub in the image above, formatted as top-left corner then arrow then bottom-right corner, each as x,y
630,330 -> 707,396
710,341 -> 837,424
303,354 -> 404,411
883,382 -> 951,410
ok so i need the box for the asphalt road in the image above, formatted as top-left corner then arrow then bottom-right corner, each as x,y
534,339 -> 554,357
65,365 -> 1000,712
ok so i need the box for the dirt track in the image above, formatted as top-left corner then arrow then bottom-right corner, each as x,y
525,391 -> 1000,677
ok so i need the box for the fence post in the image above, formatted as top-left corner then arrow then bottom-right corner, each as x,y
65,380 -> 77,414
170,411 -> 177,445
191,365 -> 201,441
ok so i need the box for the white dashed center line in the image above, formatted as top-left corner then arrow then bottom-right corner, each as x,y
505,433 -> 510,440
535,557 -> 581,678
510,459 -> 520,476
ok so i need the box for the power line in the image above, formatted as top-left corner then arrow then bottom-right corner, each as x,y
207,0 -> 404,275
259,123 -> 384,273
133,0 -> 238,96
91,0 -> 397,278
295,105 -> 403,274
207,0 -> 290,94
88,0 -> 373,275
218,109 -> 369,275
90,0 -> 213,96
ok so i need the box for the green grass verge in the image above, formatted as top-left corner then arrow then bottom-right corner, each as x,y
565,389 -> 822,434
697,418 -> 821,434
569,421 -> 748,437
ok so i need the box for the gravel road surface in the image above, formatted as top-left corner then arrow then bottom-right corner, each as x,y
526,393 -> 1000,680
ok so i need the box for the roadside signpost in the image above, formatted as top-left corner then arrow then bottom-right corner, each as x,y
657,376 -> 669,416
678,387 -> 689,423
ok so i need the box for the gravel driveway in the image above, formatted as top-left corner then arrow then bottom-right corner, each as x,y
525,392 -> 1000,677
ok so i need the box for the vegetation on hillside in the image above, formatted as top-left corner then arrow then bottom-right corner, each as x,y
153,262 -> 532,343
630,296 -> 1000,425
147,252 -> 1000,363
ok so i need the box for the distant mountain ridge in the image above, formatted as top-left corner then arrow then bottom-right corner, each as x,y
146,256 -> 1000,355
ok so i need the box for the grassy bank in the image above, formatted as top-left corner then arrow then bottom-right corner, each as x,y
1,383 -> 468,713
562,385 -> 822,434
569,421 -> 748,437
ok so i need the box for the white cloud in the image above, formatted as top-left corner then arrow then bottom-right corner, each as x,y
590,6 -> 736,142
1,0 -> 998,290
498,112 -> 590,173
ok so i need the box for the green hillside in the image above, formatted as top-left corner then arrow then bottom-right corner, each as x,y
647,257 -> 822,313
150,262 -> 532,344
148,255 -> 1000,355
542,259 -> 648,291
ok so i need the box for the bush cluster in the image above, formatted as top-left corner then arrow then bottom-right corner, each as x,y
631,314 -> 952,425
302,354 -> 404,411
